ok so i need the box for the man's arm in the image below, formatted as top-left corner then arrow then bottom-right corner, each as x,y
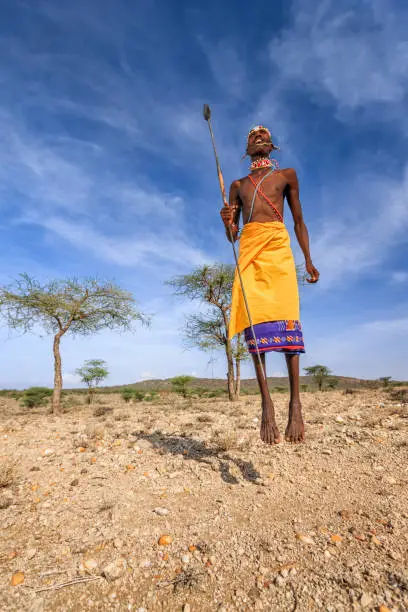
219,179 -> 241,243
284,168 -> 319,283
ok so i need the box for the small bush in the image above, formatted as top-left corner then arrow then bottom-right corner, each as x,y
21,387 -> 53,408
134,391 -> 146,402
273,386 -> 287,394
206,389 -> 226,398
121,389 -> 146,403
121,389 -> 134,403
389,389 -> 408,404
144,391 -> 158,402
0,389 -> 20,399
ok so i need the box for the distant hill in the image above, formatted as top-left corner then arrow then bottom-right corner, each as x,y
103,375 -> 387,393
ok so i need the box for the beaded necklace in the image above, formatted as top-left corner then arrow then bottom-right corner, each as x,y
250,157 -> 280,172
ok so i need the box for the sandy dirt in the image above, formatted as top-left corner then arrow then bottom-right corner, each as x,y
0,390 -> 407,611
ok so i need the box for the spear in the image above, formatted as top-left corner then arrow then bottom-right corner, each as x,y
203,104 -> 266,380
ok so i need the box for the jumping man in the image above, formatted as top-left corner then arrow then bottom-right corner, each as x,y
220,126 -> 319,444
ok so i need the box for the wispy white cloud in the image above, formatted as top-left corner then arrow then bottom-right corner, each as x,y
270,0 -> 408,115
391,271 -> 408,284
308,165 -> 408,286
306,313 -> 408,380
363,317 -> 408,334
24,215 -> 210,269
0,109 -> 211,271
199,37 -> 247,98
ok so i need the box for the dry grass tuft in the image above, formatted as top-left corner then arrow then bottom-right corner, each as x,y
197,414 -> 214,423
0,457 -> 19,488
173,568 -> 202,592
93,406 -> 113,418
98,500 -> 115,512
85,423 -> 106,440
114,412 -> 131,422
0,494 -> 13,509
211,431 -> 239,452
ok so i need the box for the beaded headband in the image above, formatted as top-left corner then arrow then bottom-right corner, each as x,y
243,125 -> 280,160
247,125 -> 272,144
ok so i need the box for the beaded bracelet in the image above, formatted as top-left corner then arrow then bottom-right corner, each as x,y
226,223 -> 239,237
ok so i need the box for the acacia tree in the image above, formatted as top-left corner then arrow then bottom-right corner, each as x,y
167,264 -> 249,401
170,375 -> 194,399
379,376 -> 392,388
184,312 -> 248,400
0,275 -> 147,413
168,263 -> 305,401
326,377 -> 339,390
76,359 -> 109,404
304,364 -> 332,391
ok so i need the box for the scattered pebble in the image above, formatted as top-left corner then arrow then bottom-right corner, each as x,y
10,571 -> 25,586
83,558 -> 98,572
296,533 -> 315,545
275,575 -> 286,587
158,535 -> 173,546
102,558 -> 127,581
330,534 -> 343,544
153,507 -> 169,517
360,593 -> 372,608
26,548 -> 37,560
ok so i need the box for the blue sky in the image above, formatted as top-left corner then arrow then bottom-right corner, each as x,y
1,0 -> 407,388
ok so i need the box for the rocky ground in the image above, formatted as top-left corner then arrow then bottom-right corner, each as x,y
0,389 -> 407,611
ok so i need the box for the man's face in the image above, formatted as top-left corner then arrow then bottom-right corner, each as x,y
247,128 -> 273,157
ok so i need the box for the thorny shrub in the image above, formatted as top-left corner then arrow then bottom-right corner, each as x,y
21,387 -> 52,408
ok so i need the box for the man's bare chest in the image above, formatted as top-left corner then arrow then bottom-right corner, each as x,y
239,172 -> 287,208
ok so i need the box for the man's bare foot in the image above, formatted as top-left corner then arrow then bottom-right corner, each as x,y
260,401 -> 281,444
285,401 -> 305,443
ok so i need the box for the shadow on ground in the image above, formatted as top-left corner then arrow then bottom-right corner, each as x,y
136,432 -> 261,485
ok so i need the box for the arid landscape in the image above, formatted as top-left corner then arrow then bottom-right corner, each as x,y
1,387 -> 407,611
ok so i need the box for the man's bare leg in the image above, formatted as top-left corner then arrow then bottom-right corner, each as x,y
252,353 -> 280,444
285,354 -> 305,442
